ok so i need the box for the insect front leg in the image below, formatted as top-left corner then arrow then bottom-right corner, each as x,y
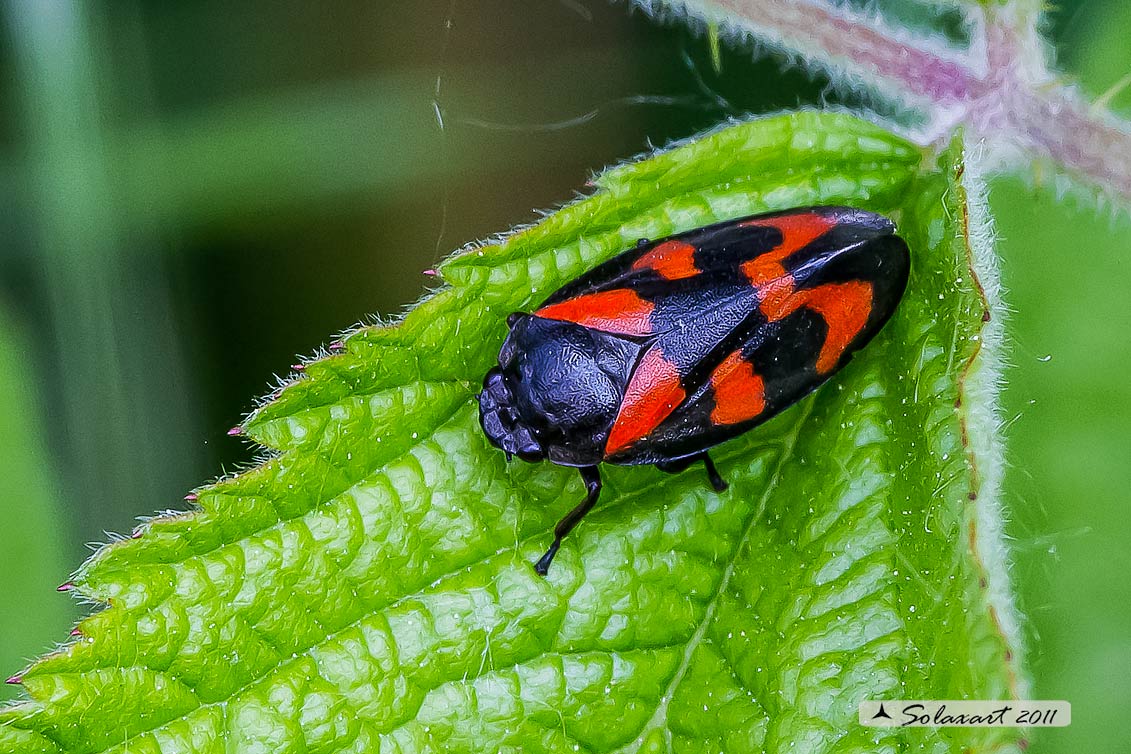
655,452 -> 728,492
534,465 -> 602,576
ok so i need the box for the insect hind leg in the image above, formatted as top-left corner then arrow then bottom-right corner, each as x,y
701,453 -> 728,492
656,452 -> 728,492
534,465 -> 602,576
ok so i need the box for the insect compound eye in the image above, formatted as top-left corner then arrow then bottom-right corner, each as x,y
506,312 -> 525,328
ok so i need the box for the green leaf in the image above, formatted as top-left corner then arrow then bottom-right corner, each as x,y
1,112 -> 1025,753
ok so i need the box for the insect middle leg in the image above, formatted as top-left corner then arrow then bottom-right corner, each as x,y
534,465 -> 602,576
655,452 -> 728,492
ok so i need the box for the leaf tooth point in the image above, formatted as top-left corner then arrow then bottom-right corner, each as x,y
184,492 -> 199,502
328,340 -> 345,351
70,628 -> 83,637
131,528 -> 144,539
5,675 -> 21,685
57,582 -> 75,592
292,363 -> 306,372
423,268 -> 438,277
227,426 -> 243,437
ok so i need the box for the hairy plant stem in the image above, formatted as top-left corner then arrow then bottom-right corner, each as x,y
656,0 -> 1131,201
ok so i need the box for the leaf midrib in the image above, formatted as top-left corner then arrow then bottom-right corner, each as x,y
612,400 -> 815,754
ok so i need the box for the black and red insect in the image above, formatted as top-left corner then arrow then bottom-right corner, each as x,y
478,206 -> 910,574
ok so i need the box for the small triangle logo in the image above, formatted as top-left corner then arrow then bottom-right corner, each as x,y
872,703 -> 892,720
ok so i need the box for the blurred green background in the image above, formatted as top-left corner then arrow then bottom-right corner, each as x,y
0,2 -> 1127,752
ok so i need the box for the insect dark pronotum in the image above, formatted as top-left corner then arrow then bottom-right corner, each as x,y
477,206 -> 910,574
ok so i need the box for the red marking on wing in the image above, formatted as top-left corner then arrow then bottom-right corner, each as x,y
740,212 -> 837,314
631,240 -> 700,281
759,280 -> 874,373
743,212 -> 838,257
738,214 -> 871,371
709,351 -> 766,426
795,281 -> 874,373
537,289 -> 654,336
605,349 -> 685,456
